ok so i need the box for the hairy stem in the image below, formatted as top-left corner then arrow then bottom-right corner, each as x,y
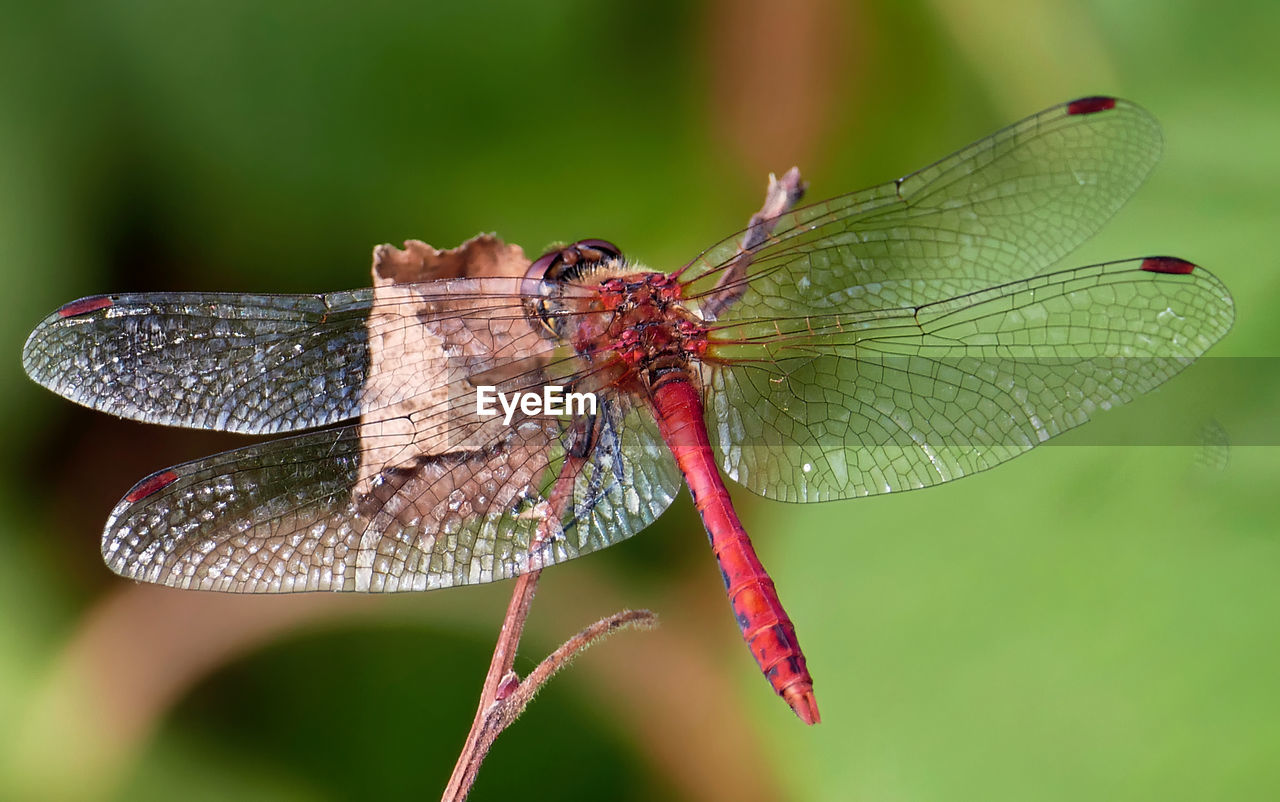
442,570 -> 656,800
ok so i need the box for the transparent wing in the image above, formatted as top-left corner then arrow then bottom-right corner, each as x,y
103,388 -> 682,593
703,258 -> 1234,502
23,290 -> 373,434
21,279 -> 556,435
678,97 -> 1162,318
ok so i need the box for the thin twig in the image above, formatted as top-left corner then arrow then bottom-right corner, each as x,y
444,447 -> 652,800
442,570 -> 656,800
700,167 -> 806,320
442,570 -> 540,801
502,608 -> 658,721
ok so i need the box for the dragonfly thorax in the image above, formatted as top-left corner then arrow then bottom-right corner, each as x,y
525,240 -> 709,389
563,268 -> 710,391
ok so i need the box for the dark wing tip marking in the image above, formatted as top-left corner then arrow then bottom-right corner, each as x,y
1066,96 -> 1119,116
1140,256 -> 1197,275
124,469 -> 179,502
56,295 -> 114,318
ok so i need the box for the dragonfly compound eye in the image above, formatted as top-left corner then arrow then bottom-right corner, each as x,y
527,239 -> 623,283
525,248 -> 561,284
524,239 -> 624,338
570,239 -> 622,264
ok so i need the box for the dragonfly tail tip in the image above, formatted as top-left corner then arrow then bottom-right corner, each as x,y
784,686 -> 821,725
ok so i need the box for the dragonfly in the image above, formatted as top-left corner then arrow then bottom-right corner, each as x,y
22,96 -> 1235,725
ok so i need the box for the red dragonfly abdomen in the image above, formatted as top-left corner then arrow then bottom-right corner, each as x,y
649,373 -> 820,725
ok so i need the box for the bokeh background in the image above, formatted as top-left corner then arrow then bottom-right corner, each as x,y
2,1 -> 1277,800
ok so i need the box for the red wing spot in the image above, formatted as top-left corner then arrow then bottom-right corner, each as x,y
57,295 -> 114,318
1141,256 -> 1196,275
125,470 -> 179,502
1066,96 -> 1118,116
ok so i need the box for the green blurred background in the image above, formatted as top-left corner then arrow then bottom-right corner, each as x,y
2,1 -> 1277,800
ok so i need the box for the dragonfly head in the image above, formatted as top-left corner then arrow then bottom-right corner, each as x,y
523,239 -> 623,337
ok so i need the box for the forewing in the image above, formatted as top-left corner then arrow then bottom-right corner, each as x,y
679,98 -> 1162,318
22,280 -> 555,435
104,388 -> 681,593
703,258 -> 1234,502
22,291 -> 373,434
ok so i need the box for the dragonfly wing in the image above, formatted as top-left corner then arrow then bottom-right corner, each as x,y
704,258 -> 1234,502
680,98 -> 1162,318
104,393 -> 681,592
22,278 -> 557,435
563,397 -> 684,560
22,291 -> 373,434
